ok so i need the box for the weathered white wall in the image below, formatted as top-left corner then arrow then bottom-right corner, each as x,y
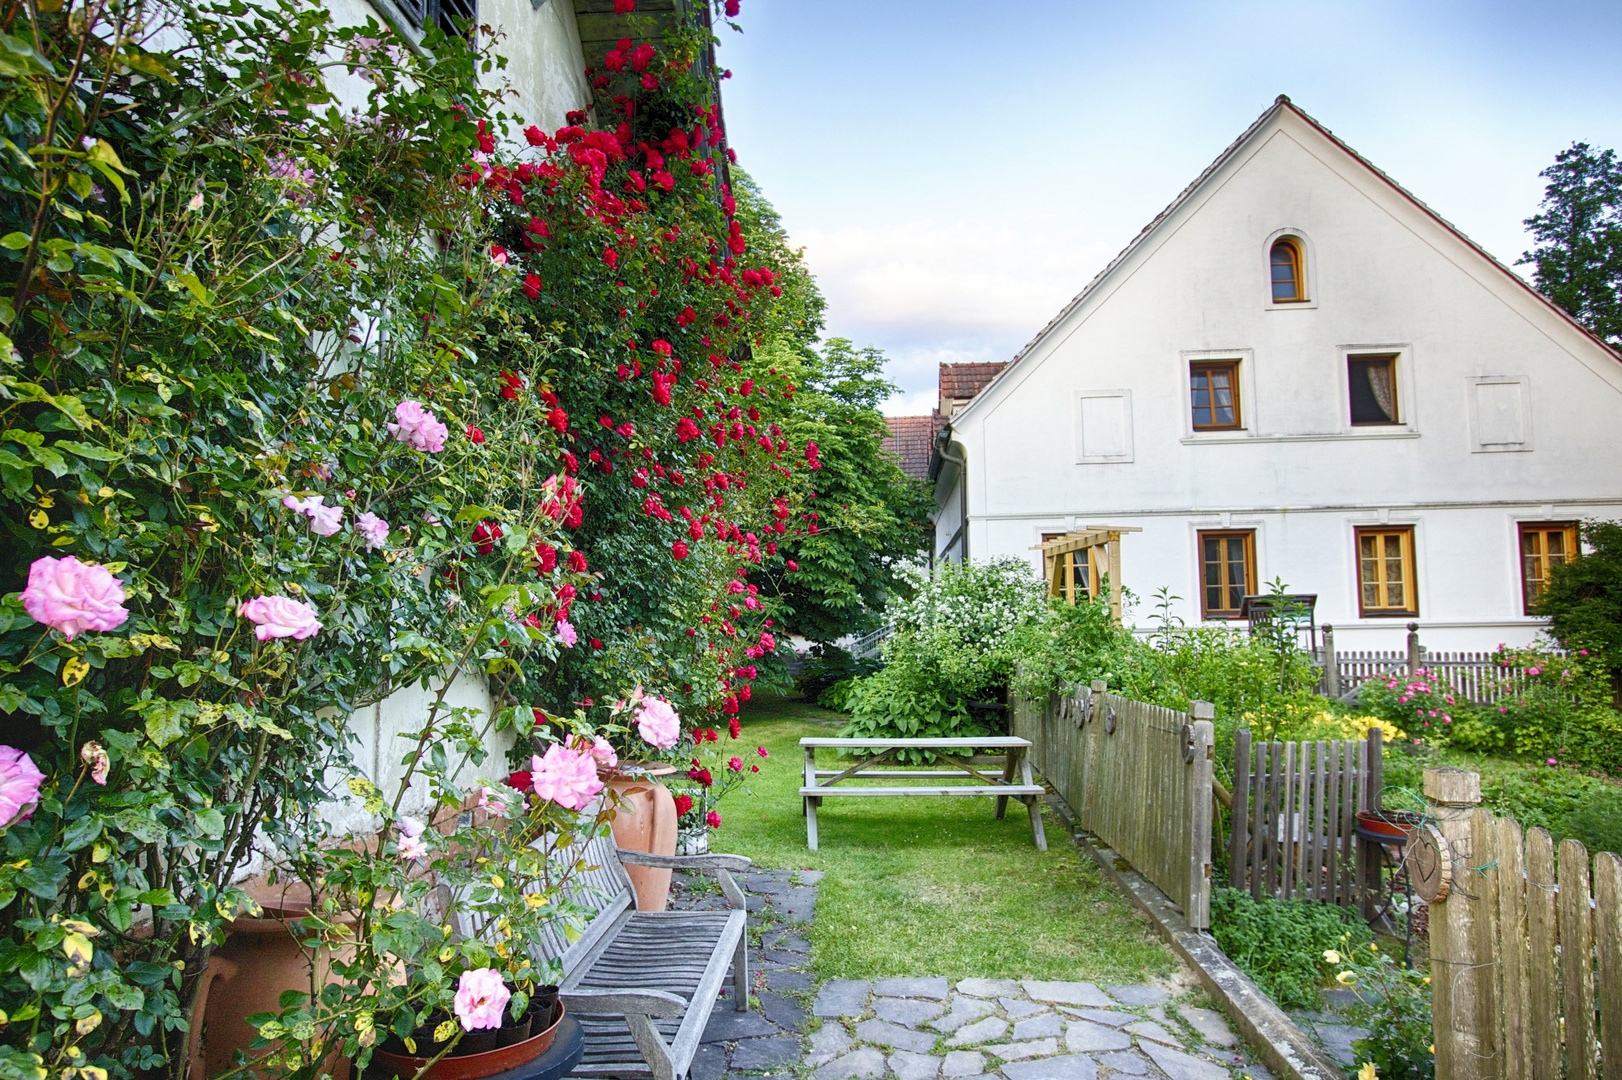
945,105 -> 1622,652
312,0 -> 589,831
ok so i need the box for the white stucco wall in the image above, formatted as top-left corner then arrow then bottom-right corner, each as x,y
943,105 -> 1622,653
312,0 -> 589,832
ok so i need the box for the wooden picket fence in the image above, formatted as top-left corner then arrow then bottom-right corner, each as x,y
1226,728 -> 1382,912
1317,623 -> 1555,704
1012,680 -> 1214,928
1429,791 -> 1622,1079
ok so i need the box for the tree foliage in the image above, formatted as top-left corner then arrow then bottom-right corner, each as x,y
1520,142 -> 1622,344
1537,519 -> 1622,687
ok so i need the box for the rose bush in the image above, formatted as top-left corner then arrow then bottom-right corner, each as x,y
0,1 -> 822,1079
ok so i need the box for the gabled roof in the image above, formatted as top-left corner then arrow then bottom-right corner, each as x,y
952,96 -> 1621,426
883,415 -> 942,481
939,362 -> 1007,401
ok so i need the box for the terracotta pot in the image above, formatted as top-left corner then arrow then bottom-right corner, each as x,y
1355,808 -> 1425,846
370,1002 -> 565,1080
605,764 -> 678,911
185,879 -> 352,1080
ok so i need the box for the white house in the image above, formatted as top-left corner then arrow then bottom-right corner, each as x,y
926,96 -> 1622,652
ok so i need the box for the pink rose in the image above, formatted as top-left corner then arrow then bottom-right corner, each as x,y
355,511 -> 390,550
530,744 -> 604,810
706,810 -> 721,828
396,816 -> 427,860
476,785 -> 510,818
237,595 -> 322,640
588,736 -> 617,770
22,556 -> 129,640
454,968 -> 511,1031
556,619 -> 578,649
283,495 -> 343,536
80,742 -> 109,785
0,747 -> 45,828
387,400 -> 449,454
635,697 -> 680,749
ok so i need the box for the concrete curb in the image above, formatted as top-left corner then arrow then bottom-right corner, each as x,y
1047,793 -> 1348,1080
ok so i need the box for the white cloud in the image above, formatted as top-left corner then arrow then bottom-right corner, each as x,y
793,217 -> 1115,342
880,388 -> 939,418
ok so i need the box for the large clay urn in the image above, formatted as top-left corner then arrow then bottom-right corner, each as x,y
605,764 -> 678,911
185,879 -> 351,1080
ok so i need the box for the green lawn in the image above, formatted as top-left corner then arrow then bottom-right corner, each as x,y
714,695 -> 1174,983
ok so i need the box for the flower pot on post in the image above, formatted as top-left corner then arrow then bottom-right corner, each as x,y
604,764 -> 678,911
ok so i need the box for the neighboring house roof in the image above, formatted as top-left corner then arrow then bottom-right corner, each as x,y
952,95 -> 1621,427
939,362 -> 1007,401
883,415 -> 942,481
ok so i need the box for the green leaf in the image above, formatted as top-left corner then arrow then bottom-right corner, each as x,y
0,232 -> 30,249
143,705 -> 189,748
194,807 -> 225,838
174,271 -> 211,306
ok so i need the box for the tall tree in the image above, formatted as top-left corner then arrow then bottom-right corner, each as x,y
1520,142 -> 1622,345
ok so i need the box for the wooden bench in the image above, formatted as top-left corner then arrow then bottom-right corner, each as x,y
799,736 -> 1048,852
455,835 -> 749,1080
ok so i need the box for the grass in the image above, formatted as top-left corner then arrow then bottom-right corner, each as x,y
711,694 -> 1174,983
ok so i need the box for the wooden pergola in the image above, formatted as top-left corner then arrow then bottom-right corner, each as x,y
1030,526 -> 1142,624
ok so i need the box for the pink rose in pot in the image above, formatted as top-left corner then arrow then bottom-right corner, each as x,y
0,747 -> 45,828
453,968 -> 511,1031
237,595 -> 322,640
21,555 -> 129,640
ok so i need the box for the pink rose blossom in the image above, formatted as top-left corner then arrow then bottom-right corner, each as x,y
396,816 -> 428,860
237,595 -> 322,640
556,619 -> 578,648
355,511 -> 390,550
387,400 -> 449,453
22,556 -> 129,640
454,968 -> 511,1031
635,697 -> 680,749
307,501 -> 343,536
530,744 -> 604,810
588,736 -> 617,770
80,742 -> 109,785
728,756 -> 743,772
706,810 -> 721,828
0,747 -> 45,828
476,785 -> 510,817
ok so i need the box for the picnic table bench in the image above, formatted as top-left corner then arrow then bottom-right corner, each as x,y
453,835 -> 749,1080
799,736 -> 1047,852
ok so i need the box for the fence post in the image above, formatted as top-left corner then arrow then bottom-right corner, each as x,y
1407,622 -> 1421,675
1426,766 -> 1484,1080
1188,701 -> 1215,929
1358,726 -> 1383,919
1323,623 -> 1339,698
1230,727 -> 1252,890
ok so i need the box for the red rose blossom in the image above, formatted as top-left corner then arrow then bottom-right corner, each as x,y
674,793 -> 694,815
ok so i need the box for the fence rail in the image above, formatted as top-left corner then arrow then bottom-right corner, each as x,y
1227,728 -> 1381,913
1317,623 -> 1554,703
1012,681 -> 1214,928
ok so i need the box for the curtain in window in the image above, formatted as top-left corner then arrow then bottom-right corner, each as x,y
1366,362 -> 1396,422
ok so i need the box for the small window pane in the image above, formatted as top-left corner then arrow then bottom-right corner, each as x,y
1190,363 -> 1241,430
1356,528 -> 1416,615
1349,356 -> 1398,424
1270,241 -> 1301,302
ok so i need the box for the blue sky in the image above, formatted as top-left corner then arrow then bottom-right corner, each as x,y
713,1 -> 1622,415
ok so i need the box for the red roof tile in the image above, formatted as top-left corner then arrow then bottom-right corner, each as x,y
939,362 -> 1007,401
882,415 -> 942,481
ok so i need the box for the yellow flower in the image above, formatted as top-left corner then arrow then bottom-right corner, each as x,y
1323,950 -> 1341,965
1336,970 -> 1358,986
1359,1064 -> 1378,1080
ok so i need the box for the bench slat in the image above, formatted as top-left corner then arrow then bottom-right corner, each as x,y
799,785 -> 1044,797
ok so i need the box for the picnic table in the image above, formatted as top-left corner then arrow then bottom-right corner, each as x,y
798,736 -> 1048,852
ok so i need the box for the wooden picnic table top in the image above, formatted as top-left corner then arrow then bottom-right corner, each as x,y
799,736 -> 1031,749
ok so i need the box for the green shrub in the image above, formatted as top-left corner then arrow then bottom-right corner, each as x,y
797,644 -> 880,705
1536,519 -> 1622,685
883,558 -> 1051,702
1328,935 -> 1434,1080
1559,785 -> 1622,856
839,661 -> 988,760
818,676 -> 863,712
1208,889 -> 1372,1010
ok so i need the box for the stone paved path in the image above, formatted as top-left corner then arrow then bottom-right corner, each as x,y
668,869 -> 1282,1080
1288,990 -> 1369,1074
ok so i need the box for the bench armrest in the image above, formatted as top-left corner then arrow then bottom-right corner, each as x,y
561,987 -> 688,1019
614,850 -> 752,871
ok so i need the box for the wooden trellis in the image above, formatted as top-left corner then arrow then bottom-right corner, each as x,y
1032,526 -> 1140,623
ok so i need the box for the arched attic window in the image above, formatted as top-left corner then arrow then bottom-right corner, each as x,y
1270,238 -> 1306,303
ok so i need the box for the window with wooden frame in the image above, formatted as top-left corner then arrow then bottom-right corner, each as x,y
1189,361 -> 1241,430
1348,354 -> 1399,425
1041,532 -> 1101,603
1270,238 -> 1306,303
1355,527 -> 1417,616
1198,531 -> 1255,620
1519,522 -> 1578,614
373,0 -> 475,39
